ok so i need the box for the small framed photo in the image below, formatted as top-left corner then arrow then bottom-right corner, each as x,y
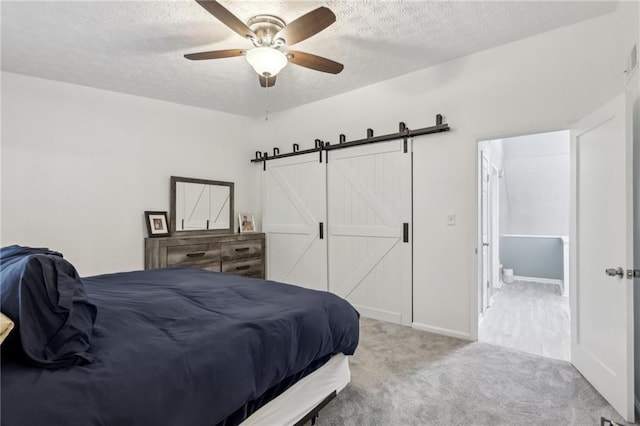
145,211 -> 170,237
239,213 -> 256,233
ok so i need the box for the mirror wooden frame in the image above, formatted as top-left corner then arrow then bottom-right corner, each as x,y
170,176 -> 234,235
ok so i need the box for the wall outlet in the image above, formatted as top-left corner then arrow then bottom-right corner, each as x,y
447,214 -> 456,226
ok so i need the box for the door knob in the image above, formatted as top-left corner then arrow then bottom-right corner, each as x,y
605,267 -> 624,278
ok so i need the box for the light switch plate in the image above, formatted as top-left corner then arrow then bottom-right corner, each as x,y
447,214 -> 456,226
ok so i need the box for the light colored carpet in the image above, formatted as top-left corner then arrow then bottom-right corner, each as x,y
319,317 -> 631,425
479,280 -> 570,361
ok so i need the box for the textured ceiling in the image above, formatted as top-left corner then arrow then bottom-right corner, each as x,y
2,1 -> 617,117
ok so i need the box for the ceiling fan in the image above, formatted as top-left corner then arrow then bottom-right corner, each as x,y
184,1 -> 344,88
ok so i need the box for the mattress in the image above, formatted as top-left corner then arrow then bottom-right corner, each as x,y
1,267 -> 360,425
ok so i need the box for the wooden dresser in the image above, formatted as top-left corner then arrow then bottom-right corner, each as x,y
145,233 -> 265,279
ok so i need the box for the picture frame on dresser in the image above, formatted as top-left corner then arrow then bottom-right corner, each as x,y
239,214 -> 256,233
144,211 -> 170,238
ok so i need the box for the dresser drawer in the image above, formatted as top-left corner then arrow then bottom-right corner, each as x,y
221,258 -> 263,277
167,243 -> 221,267
145,233 -> 264,277
221,240 -> 263,261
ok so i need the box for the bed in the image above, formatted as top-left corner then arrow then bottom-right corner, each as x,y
0,246 -> 359,425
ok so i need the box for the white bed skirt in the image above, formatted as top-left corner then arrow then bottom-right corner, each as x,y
242,354 -> 350,425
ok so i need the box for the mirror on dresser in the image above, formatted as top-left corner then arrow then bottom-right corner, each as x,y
170,176 -> 234,235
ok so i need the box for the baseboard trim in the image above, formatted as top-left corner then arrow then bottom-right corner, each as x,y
512,275 -> 563,286
412,322 -> 472,341
353,304 -> 402,324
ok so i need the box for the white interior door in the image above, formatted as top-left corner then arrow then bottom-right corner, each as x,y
570,93 -> 634,422
327,140 -> 412,325
263,153 -> 327,291
480,152 -> 490,314
490,165 -> 501,290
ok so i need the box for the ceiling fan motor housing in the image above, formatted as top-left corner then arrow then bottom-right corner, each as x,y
247,15 -> 286,47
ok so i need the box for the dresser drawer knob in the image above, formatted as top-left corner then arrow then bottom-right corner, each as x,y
186,252 -> 206,258
236,265 -> 251,271
235,247 -> 250,252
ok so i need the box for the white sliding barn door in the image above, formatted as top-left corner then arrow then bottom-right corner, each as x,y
263,153 -> 327,291
570,92 -> 635,422
327,140 -> 412,325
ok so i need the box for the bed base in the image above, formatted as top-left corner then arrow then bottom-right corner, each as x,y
293,390 -> 337,426
241,354 -> 350,426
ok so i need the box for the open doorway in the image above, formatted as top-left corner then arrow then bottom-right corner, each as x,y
477,130 -> 570,361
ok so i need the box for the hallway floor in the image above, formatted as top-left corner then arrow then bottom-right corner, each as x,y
479,280 -> 570,361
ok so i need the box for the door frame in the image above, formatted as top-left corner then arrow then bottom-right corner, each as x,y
490,164 -> 501,293
479,149 -> 490,317
473,129 -> 569,340
475,142 -> 488,335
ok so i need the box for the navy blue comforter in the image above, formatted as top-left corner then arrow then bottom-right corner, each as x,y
1,268 -> 359,426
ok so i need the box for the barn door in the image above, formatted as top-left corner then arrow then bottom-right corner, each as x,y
262,153 -> 327,291
327,140 -> 412,325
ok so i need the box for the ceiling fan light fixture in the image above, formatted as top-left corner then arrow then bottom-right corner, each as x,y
246,47 -> 288,77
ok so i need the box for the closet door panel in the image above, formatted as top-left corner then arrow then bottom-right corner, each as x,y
263,153 -> 327,291
327,140 -> 412,325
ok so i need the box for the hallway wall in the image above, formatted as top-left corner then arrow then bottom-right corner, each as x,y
500,131 -> 570,237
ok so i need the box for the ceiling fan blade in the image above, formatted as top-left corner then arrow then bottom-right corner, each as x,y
275,7 -> 335,46
259,75 -> 276,88
196,1 -> 257,40
184,49 -> 245,60
287,51 -> 343,74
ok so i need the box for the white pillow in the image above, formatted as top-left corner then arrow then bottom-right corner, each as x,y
0,312 -> 15,344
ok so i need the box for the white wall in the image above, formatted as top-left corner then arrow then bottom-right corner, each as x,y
1,72 -> 259,276
500,130 -> 570,236
248,2 -> 638,339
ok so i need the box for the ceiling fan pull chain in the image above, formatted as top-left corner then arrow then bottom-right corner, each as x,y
265,78 -> 270,121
